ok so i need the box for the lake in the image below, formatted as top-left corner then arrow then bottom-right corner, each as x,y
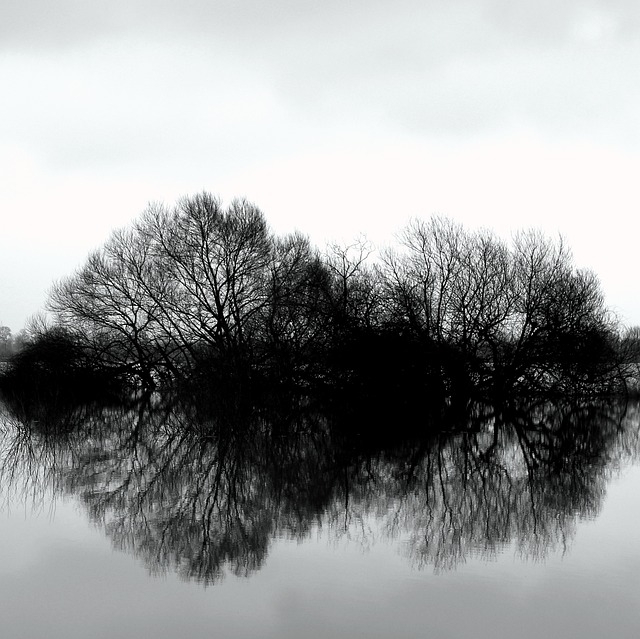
1,397 -> 640,638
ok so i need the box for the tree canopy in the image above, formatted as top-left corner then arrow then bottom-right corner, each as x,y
1,192 -> 630,406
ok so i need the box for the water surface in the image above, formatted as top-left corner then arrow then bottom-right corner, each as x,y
1,398 -> 639,638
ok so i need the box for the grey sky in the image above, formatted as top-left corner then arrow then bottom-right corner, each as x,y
1,1 -> 639,331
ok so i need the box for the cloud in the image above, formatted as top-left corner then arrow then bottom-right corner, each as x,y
482,0 -> 640,42
4,0 -> 640,150
5,1 -> 639,54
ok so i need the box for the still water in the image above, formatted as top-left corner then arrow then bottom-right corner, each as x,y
1,397 -> 640,638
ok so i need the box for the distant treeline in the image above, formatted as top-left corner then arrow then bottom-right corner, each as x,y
0,327 -> 28,361
1,192 -> 638,407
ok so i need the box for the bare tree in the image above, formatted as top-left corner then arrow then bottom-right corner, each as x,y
259,232 -> 331,378
137,194 -> 272,355
379,216 -> 621,397
324,236 -> 381,334
48,193 -> 274,386
0,326 -> 11,360
43,199 -> 622,398
49,227 -> 169,386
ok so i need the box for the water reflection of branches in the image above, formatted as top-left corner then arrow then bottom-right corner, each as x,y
0,396 -> 637,581
0,407 -> 80,514
384,401 -> 628,571
55,399 -> 342,585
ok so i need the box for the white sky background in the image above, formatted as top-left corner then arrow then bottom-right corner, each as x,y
1,0 -> 639,332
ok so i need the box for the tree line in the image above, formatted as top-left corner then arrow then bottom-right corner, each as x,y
1,192 -> 633,406
0,327 -> 29,361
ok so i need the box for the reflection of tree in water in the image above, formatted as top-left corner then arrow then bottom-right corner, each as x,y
0,396 -> 638,582
53,397 -> 345,585
0,402 -> 93,513
381,402 -> 628,571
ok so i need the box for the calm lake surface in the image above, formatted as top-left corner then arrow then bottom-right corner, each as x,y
1,397 -> 640,638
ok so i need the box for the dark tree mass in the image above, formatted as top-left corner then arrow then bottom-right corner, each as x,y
0,192 -> 633,411
0,192 -> 638,585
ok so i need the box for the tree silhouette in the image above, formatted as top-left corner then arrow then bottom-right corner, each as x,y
13,193 -> 623,402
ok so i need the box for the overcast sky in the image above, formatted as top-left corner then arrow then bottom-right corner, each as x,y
2,0 -> 640,332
